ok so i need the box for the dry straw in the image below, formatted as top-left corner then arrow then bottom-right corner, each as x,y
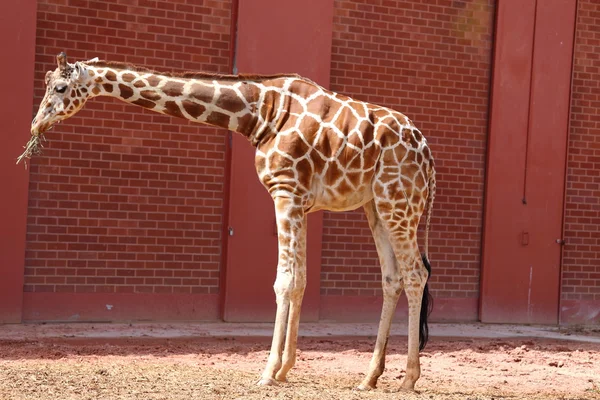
16,134 -> 46,169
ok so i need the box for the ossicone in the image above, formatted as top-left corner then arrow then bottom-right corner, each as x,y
57,52 -> 68,70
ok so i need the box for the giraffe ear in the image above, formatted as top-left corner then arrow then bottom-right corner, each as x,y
72,62 -> 88,82
57,52 -> 68,70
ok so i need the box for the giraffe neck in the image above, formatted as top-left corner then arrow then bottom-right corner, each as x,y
86,65 -> 271,141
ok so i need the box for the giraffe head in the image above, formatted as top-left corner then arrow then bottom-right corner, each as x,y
31,52 -> 96,135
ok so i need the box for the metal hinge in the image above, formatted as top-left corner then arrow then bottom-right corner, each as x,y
228,227 -> 234,236
555,239 -> 565,245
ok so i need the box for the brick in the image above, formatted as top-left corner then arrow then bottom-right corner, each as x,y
561,0 -> 600,301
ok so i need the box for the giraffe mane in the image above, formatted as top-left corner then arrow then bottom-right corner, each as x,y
86,60 -> 301,81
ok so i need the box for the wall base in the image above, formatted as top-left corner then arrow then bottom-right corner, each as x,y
560,300 -> 600,325
23,293 -> 220,322
319,295 -> 478,323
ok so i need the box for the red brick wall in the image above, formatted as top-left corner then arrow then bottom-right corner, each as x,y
25,0 -> 232,295
562,0 -> 600,303
322,0 -> 494,299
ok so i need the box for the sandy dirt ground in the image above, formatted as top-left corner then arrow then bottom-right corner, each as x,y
0,334 -> 599,400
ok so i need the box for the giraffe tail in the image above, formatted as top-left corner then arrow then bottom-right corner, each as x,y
419,164 -> 436,351
419,255 -> 433,351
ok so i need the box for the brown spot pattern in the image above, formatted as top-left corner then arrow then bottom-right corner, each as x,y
206,111 -> 230,127
147,75 -> 161,87
102,83 -> 113,93
287,96 -> 305,116
295,158 -> 312,188
336,178 -> 353,195
325,161 -> 343,186
237,113 -> 257,135
401,163 -> 420,178
119,84 -> 134,99
164,101 -> 184,119
122,73 -> 136,83
133,80 -> 146,88
254,154 -> 266,173
216,87 -> 246,113
288,79 -> 319,98
162,81 -> 184,97
298,115 -> 320,140
132,98 -> 156,109
348,152 -> 364,170
182,100 -> 205,119
190,83 -> 214,103
402,128 -> 419,148
268,152 -> 294,171
380,128 -> 400,148
311,150 -> 326,176
141,90 -> 161,101
316,128 -> 344,159
105,70 -> 117,82
413,129 -> 423,142
346,171 -> 362,186
259,90 -> 281,122
240,84 -> 259,105
277,132 -> 310,160
305,97 -> 324,116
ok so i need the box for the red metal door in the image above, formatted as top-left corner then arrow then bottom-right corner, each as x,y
222,0 -> 333,322
480,0 -> 577,323
0,0 -> 37,323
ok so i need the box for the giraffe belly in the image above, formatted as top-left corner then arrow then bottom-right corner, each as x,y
307,179 -> 374,213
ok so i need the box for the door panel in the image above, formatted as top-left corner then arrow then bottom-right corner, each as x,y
222,0 -> 333,321
480,0 -> 576,323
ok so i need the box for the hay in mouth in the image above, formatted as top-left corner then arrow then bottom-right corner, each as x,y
16,133 -> 46,169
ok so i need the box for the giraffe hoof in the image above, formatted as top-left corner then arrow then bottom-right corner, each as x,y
257,377 -> 278,386
274,373 -> 288,383
399,380 -> 416,391
355,383 -> 375,391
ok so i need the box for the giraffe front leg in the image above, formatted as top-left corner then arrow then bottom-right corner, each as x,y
275,217 -> 306,382
258,196 -> 305,386
257,269 -> 290,386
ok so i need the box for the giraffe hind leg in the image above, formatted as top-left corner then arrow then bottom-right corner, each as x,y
382,222 -> 430,391
371,174 -> 431,390
357,200 -> 404,390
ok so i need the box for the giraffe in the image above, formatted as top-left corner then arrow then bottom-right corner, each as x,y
30,52 -> 436,391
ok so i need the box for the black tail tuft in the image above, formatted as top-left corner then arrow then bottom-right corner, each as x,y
419,255 -> 433,351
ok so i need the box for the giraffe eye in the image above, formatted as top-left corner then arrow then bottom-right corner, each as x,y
55,85 -> 67,94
